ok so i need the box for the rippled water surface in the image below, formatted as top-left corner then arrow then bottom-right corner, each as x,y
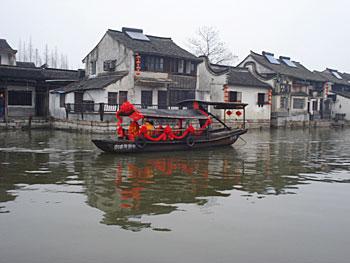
1,128 -> 350,263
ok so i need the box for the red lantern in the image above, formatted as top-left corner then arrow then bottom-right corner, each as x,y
236,111 -> 242,117
226,110 -> 232,116
135,53 -> 141,76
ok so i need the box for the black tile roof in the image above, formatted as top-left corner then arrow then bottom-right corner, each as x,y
0,65 -> 45,80
314,69 -> 350,86
41,68 -> 81,80
341,72 -> 350,82
334,90 -> 350,99
53,71 -> 128,93
107,29 -> 199,61
0,65 -> 80,81
209,63 -> 230,74
0,39 -> 16,53
249,51 -> 325,82
227,67 -> 271,89
16,61 -> 36,68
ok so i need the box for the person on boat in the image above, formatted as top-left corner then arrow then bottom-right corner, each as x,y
144,120 -> 154,135
128,121 -> 140,140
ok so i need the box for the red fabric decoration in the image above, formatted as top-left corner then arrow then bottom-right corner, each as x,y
236,111 -> 242,117
226,110 -> 232,116
116,101 -> 144,138
115,101 -> 213,142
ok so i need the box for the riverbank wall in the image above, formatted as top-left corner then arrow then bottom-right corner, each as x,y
0,118 -> 348,133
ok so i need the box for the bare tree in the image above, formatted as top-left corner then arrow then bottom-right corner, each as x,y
188,26 -> 237,65
29,37 -> 33,62
44,44 -> 49,66
34,48 -> 41,66
23,41 -> 27,62
54,46 -> 58,68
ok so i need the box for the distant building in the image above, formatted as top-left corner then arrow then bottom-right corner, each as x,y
315,68 -> 350,120
50,27 -> 201,121
197,57 -> 272,128
0,39 -> 80,122
238,51 -> 327,127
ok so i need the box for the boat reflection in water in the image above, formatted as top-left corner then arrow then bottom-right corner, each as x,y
85,144 -> 311,231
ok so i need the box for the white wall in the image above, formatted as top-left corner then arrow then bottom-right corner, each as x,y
332,94 -> 350,120
219,86 -> 271,121
196,59 -> 227,102
83,33 -> 134,78
238,55 -> 275,75
0,51 -> 16,66
49,93 -> 66,119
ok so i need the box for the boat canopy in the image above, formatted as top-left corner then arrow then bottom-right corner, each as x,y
177,100 -> 248,110
137,108 -> 208,120
116,102 -> 208,120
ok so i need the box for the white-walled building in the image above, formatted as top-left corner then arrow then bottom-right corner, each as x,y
238,51 -> 327,127
315,69 -> 350,121
197,57 -> 272,128
0,39 -> 80,122
50,27 -> 201,121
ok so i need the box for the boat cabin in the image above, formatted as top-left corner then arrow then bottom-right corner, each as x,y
92,100 -> 248,153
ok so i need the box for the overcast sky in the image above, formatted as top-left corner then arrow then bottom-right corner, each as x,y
1,0 -> 349,72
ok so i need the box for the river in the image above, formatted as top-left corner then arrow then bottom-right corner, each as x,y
1,128 -> 350,263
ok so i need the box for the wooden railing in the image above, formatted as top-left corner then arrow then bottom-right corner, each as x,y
64,103 -> 187,121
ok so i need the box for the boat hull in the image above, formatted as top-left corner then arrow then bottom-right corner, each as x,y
92,129 -> 247,153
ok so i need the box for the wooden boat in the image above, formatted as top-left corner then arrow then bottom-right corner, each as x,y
92,100 -> 248,153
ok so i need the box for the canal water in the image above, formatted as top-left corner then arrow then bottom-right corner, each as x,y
1,128 -> 350,263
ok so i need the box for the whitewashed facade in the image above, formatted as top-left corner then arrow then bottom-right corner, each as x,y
50,27 -> 200,120
197,57 -> 272,128
238,51 -> 327,127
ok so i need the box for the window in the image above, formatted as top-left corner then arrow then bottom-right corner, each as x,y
103,60 -> 116,71
228,91 -> 242,102
8,90 -> 32,106
186,61 -> 191,74
119,91 -> 128,105
59,93 -> 65,108
91,61 -> 96,75
141,90 -> 153,108
178,59 -> 184,73
293,98 -> 305,109
157,58 -> 164,72
257,93 -> 266,107
280,97 -> 288,109
0,55 -> 2,65
190,63 -> 195,74
312,100 -> 318,111
108,92 -> 118,105
140,56 -> 165,72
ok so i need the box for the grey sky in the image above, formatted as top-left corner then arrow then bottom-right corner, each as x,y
1,0 -> 349,72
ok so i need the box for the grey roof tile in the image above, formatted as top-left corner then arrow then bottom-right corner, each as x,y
53,71 -> 128,93
314,69 -> 350,86
0,39 -> 16,53
107,29 -> 199,61
227,67 -> 271,88
250,51 -> 325,82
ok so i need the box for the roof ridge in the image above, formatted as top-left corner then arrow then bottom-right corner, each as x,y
146,35 -> 172,40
